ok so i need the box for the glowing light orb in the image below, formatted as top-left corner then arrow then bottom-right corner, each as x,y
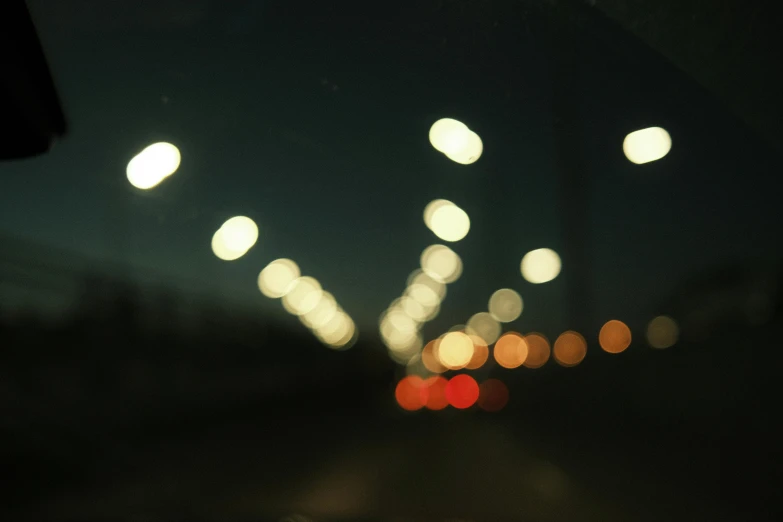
465,335 -> 489,370
211,229 -> 246,261
396,376 -> 426,411
302,292 -> 338,328
315,311 -> 355,349
478,379 -> 509,412
126,142 -> 181,189
428,118 -> 483,164
429,203 -> 470,242
421,244 -> 463,284
520,248 -> 561,284
493,332 -> 528,369
599,319 -> 632,354
406,270 -> 446,307
429,118 -> 470,155
437,331 -> 475,369
424,376 -> 449,410
646,315 -> 679,349
423,199 -> 451,227
623,127 -> 671,164
211,216 -> 258,261
422,340 -> 447,374
553,331 -> 587,367
488,288 -> 523,323
445,374 -> 479,409
466,312 -> 501,345
257,258 -> 301,298
220,216 -> 258,252
282,276 -> 323,316
523,332 -> 551,369
445,131 -> 483,165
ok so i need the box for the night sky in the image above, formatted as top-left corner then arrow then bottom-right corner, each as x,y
3,0 -> 781,342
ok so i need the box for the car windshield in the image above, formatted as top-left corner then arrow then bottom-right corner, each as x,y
2,1 -> 781,521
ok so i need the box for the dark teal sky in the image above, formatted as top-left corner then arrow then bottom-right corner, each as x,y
2,0 -> 781,342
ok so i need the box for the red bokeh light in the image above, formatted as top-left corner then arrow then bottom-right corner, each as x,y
395,375 -> 427,411
424,376 -> 449,410
445,374 -> 479,409
478,379 -> 509,412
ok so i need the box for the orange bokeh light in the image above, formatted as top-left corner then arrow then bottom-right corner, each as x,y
523,332 -> 550,369
465,334 -> 489,370
478,379 -> 509,412
445,374 -> 479,409
424,376 -> 449,410
554,331 -> 587,367
395,376 -> 426,411
422,339 -> 447,374
599,319 -> 632,354
493,332 -> 529,369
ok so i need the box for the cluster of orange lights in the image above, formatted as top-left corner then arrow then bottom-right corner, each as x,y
417,317 -> 669,374
420,330 -> 554,373
395,316 -> 681,410
395,374 -> 508,412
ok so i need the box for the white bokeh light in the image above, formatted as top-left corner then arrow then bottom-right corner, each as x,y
520,248 -> 561,284
211,216 -> 258,261
126,142 -> 181,190
420,244 -> 462,284
429,118 -> 470,155
429,203 -> 470,242
445,130 -> 483,165
428,118 -> 483,164
211,229 -> 246,261
282,276 -> 323,316
437,331 -> 474,369
488,288 -> 523,323
466,312 -> 502,345
257,259 -> 301,298
623,127 -> 672,164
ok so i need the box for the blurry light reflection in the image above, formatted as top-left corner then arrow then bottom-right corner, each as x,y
301,291 -> 338,328
437,331 -> 474,369
429,118 -> 470,155
428,118 -> 483,164
445,374 -> 479,409
126,142 -> 180,189
646,315 -> 679,349
395,376 -> 426,411
316,311 -> 356,349
422,340 -> 447,374
478,379 -> 509,412
465,334 -> 489,370
421,244 -> 463,283
424,376 -> 449,410
282,276 -> 323,316
494,332 -> 528,369
466,312 -> 502,345
522,332 -> 551,369
598,319 -> 632,354
211,216 -> 258,261
488,288 -> 523,323
554,331 -> 587,367
423,199 -> 452,228
257,258 -> 301,298
407,270 -> 446,301
211,229 -> 245,261
429,203 -> 470,242
623,127 -> 671,164
520,248 -> 561,284
445,131 -> 483,165
388,344 -> 421,365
